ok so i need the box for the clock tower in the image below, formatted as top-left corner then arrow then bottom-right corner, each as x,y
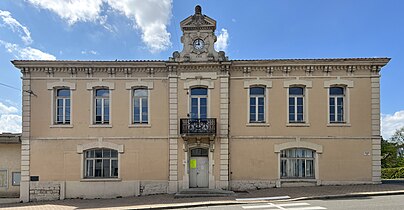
170,5 -> 227,62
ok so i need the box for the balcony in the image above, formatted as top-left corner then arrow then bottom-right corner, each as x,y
180,118 -> 216,137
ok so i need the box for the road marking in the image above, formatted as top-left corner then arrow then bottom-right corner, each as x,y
236,196 -> 291,201
242,202 -> 326,210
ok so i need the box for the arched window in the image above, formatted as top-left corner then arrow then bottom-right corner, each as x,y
249,87 -> 265,123
133,88 -> 148,124
190,87 -> 208,119
289,87 -> 304,123
55,88 -> 71,124
329,87 -> 345,123
280,148 -> 315,179
84,148 -> 118,178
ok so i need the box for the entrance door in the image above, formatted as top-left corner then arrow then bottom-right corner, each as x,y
189,148 -> 209,188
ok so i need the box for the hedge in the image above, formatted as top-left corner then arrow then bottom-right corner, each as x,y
382,167 -> 404,179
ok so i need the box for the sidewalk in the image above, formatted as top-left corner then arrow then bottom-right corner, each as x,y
1,182 -> 404,209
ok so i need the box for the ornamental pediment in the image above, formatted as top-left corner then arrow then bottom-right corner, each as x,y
180,5 -> 216,31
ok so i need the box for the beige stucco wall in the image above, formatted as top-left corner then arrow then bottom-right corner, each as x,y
30,79 -> 169,138
229,77 -> 373,137
29,139 -> 168,181
0,144 -> 21,197
229,138 -> 372,181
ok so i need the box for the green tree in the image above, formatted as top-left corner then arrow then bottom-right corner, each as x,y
390,127 -> 404,146
382,126 -> 404,168
381,139 -> 399,168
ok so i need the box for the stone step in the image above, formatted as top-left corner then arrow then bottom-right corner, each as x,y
175,188 -> 235,198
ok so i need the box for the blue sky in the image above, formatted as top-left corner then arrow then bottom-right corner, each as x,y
0,0 -> 403,138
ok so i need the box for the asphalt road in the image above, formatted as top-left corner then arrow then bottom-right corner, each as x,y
178,194 -> 404,210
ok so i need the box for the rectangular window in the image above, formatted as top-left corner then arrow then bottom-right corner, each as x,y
249,87 -> 265,123
12,172 -> 20,186
94,89 -> 110,124
133,88 -> 148,124
289,87 -> 304,123
55,88 -> 71,124
329,87 -> 345,123
0,170 -> 7,187
84,148 -> 118,178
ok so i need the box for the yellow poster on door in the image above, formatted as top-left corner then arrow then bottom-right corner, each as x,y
190,159 -> 197,169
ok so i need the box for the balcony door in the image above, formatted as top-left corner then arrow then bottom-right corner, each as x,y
190,87 -> 207,119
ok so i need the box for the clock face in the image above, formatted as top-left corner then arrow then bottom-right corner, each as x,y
193,39 -> 205,50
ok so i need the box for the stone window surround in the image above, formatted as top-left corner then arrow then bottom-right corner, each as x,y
77,141 -> 124,181
87,81 -> 114,128
125,81 -> 154,128
244,79 -> 272,127
47,81 -> 76,128
184,80 -> 214,118
274,141 -> 323,187
284,80 -> 312,127
324,79 -> 353,126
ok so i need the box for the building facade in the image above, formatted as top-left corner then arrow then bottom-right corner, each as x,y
12,6 -> 390,202
0,133 -> 21,198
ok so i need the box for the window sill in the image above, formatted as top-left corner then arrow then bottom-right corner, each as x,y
246,123 -> 270,127
50,124 -> 73,128
327,123 -> 351,127
286,123 -> 310,127
280,178 -> 316,182
128,124 -> 151,128
81,178 -> 121,182
89,124 -> 112,128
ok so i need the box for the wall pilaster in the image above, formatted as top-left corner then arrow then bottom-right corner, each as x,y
20,72 -> 31,202
219,73 -> 230,189
168,66 -> 179,193
371,77 -> 381,183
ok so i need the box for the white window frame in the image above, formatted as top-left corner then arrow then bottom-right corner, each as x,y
47,81 -> 76,128
288,87 -> 305,123
133,88 -> 149,124
329,87 -> 345,123
280,148 -> 315,179
324,79 -> 353,126
274,141 -> 323,186
55,88 -> 71,125
126,81 -> 153,127
284,80 -> 312,127
249,86 -> 266,123
77,141 -> 124,181
94,88 -> 110,125
87,82 -> 114,128
84,148 -> 118,179
244,80 -> 272,127
189,87 -> 209,119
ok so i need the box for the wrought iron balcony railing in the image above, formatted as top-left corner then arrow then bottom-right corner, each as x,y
180,118 -> 216,137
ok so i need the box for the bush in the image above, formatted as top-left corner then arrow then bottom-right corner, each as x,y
382,167 -> 404,179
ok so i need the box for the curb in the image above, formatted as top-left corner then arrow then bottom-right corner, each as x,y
288,190 -> 404,201
131,190 -> 404,209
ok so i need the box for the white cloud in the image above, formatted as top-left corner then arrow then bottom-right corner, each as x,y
381,110 -> 404,140
215,28 -> 229,52
0,114 -> 22,134
27,0 -> 104,25
0,10 -> 33,45
0,40 -> 56,60
81,50 -> 98,55
106,0 -> 172,53
0,102 -> 18,115
27,0 -> 173,53
0,102 -> 21,133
